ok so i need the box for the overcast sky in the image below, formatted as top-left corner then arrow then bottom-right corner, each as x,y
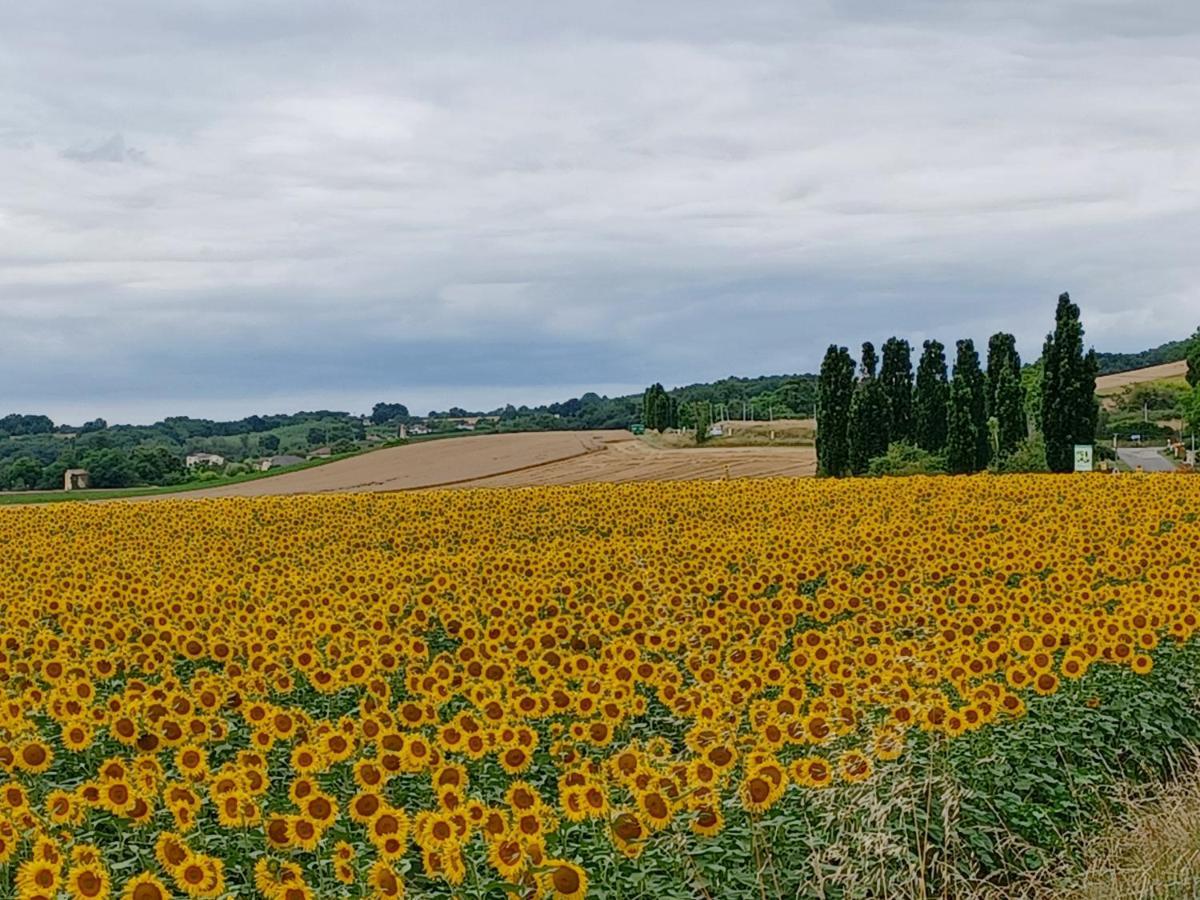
3,1 -> 1198,423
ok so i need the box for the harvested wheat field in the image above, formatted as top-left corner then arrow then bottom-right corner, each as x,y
152,431 -> 816,499
1095,360 -> 1188,395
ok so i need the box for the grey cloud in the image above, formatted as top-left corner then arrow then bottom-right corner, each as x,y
1,1 -> 1198,423
62,133 -> 148,165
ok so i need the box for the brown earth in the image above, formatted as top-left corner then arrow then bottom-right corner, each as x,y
147,431 -> 816,500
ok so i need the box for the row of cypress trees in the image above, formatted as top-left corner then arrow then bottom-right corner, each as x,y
817,293 -> 1097,476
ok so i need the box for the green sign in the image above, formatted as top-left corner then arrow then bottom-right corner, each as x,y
1073,444 -> 1093,472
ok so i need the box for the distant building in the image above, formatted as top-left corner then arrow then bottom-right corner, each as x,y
185,452 -> 226,468
259,454 -> 306,471
63,469 -> 90,491
308,446 -> 332,459
409,423 -> 431,435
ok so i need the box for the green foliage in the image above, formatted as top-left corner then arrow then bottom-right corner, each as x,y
879,337 -> 914,443
946,372 -> 979,474
816,345 -> 855,476
692,401 -> 712,445
954,338 -> 990,469
996,435 -> 1049,473
848,343 -> 890,475
641,383 -> 679,432
1094,331 -> 1197,375
1188,329 -> 1200,388
1111,380 -> 1190,416
914,339 -> 949,453
1185,385 -> 1200,435
370,402 -> 410,425
1041,292 -> 1099,472
987,333 -> 1026,455
866,441 -> 946,476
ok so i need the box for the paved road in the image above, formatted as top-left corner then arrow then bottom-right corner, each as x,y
1116,446 -> 1178,472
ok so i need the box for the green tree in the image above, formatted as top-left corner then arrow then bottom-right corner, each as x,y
692,401 -> 712,445
642,383 -> 671,431
82,449 -> 138,488
1187,327 -> 1200,389
913,340 -> 949,452
946,373 -> 978,474
991,360 -> 1025,456
1041,292 -> 1099,472
879,337 -> 914,443
954,339 -> 990,469
816,346 -> 855,476
260,434 -> 281,454
987,332 -> 1025,456
848,342 -> 890,474
370,402 -> 410,425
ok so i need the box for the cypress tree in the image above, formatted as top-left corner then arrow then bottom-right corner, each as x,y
816,345 -> 855,477
847,343 -> 890,475
642,383 -> 670,431
913,340 -> 949,452
1041,293 -> 1099,472
954,339 -> 990,469
986,333 -> 1025,455
879,337 -> 914,443
992,359 -> 1025,455
946,373 -> 978,474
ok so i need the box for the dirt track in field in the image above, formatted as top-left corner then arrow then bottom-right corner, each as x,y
147,431 -> 816,499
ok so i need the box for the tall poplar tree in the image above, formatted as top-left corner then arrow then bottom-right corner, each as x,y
879,337 -> 914,443
816,345 -> 855,477
946,372 -> 978,474
913,339 -> 949,452
954,339 -> 990,469
848,342 -> 890,474
986,332 -> 1025,455
1041,293 -> 1099,472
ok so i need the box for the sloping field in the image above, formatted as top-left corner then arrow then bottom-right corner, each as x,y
152,430 -> 815,499
1095,359 -> 1187,394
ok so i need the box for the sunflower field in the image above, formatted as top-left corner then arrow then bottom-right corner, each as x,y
2,475 -> 1200,899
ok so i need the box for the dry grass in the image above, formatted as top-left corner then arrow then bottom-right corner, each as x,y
1060,752 -> 1200,900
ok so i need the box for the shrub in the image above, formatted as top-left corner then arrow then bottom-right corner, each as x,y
997,435 -> 1050,473
867,441 -> 946,476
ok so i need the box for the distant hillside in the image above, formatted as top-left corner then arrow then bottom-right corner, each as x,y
1094,332 -> 1197,375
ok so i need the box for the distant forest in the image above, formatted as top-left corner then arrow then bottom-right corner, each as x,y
1093,335 -> 1195,375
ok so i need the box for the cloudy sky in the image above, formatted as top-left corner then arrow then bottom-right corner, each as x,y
3,1 -> 1198,423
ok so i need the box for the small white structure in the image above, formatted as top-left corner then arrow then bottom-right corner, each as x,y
185,452 -> 225,468
259,454 -> 306,471
63,469 -> 90,491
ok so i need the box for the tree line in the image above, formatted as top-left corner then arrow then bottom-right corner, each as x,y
817,292 -> 1099,476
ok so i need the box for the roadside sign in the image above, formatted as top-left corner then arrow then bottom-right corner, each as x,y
1073,444 -> 1093,472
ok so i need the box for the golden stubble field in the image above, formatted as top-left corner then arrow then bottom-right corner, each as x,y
151,431 -> 816,500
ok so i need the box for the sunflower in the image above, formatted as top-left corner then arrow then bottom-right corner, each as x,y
691,805 -> 725,837
367,859 -> 405,898
16,740 -> 54,774
541,860 -> 588,900
174,745 -> 209,781
66,863 -> 111,900
16,859 -> 61,897
838,750 -> 873,783
119,873 -> 170,900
